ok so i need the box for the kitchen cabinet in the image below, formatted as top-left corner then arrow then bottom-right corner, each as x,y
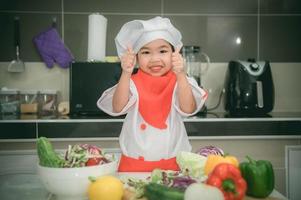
0,122 -> 36,139
285,145 -> 301,200
0,112 -> 300,139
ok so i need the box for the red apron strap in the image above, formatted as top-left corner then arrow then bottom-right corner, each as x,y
118,154 -> 180,172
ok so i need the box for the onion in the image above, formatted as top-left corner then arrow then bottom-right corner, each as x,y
184,183 -> 224,200
195,146 -> 224,157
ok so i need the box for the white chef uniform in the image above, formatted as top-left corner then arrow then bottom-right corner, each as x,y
97,78 -> 207,161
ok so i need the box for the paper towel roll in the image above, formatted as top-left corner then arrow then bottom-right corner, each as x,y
87,13 -> 107,62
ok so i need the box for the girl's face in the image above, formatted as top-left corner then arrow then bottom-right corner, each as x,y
137,39 -> 173,77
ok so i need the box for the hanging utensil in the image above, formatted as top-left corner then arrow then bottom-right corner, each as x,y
8,16 -> 25,73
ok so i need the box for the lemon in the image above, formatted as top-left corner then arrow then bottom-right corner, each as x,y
88,175 -> 124,200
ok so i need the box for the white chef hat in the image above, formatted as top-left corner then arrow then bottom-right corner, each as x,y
115,16 -> 183,58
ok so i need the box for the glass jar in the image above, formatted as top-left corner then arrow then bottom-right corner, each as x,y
20,90 -> 39,114
0,89 -> 20,115
38,90 -> 58,116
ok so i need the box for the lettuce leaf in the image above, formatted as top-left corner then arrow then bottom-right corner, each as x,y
176,151 -> 207,180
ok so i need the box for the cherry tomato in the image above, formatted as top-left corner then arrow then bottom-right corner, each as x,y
86,157 -> 101,166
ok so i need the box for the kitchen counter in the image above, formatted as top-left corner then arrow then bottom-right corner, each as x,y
123,188 -> 286,200
0,172 -> 287,200
0,148 -> 288,200
0,112 -> 300,140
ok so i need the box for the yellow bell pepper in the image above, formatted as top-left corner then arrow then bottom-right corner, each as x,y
204,154 -> 239,175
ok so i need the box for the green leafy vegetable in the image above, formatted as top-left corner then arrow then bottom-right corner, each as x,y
37,137 -> 65,167
176,151 -> 207,180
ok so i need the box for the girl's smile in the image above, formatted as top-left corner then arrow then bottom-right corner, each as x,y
149,65 -> 163,72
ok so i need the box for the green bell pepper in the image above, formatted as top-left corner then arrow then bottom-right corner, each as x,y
239,156 -> 274,198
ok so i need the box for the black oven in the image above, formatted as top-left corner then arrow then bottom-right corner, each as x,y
69,62 -> 121,115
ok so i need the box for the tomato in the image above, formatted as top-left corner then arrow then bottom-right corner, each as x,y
86,157 -> 101,166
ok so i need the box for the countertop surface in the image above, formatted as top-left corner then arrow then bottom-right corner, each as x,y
0,171 -> 287,200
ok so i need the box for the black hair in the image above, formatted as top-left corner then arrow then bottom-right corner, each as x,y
171,44 -> 175,52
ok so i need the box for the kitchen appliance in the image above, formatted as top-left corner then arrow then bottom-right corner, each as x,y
181,46 -> 210,86
70,62 -> 121,115
182,46 -> 210,114
224,59 -> 274,116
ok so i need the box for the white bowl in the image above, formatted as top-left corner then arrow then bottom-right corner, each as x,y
37,160 -> 118,200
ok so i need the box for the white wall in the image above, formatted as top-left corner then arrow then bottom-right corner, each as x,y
0,62 -> 69,103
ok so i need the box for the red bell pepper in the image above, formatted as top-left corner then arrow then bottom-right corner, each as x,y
206,163 -> 247,200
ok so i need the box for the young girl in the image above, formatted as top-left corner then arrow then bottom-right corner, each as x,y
97,16 -> 207,172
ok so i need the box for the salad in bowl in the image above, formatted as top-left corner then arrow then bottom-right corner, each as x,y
36,137 -> 118,200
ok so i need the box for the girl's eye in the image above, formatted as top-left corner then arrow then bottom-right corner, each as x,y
141,51 -> 150,54
160,49 -> 168,53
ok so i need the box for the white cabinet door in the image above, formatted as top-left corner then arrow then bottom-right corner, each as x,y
286,145 -> 301,200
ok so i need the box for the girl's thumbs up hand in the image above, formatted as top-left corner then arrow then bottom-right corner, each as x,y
172,47 -> 185,74
121,46 -> 136,74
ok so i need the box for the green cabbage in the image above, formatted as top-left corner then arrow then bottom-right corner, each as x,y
176,151 -> 207,180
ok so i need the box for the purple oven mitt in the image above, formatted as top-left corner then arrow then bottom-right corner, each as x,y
33,27 -> 74,68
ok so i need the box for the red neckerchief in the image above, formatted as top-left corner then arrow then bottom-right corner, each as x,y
132,69 -> 176,129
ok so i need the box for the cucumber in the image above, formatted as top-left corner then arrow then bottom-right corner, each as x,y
37,137 -> 64,167
144,183 -> 184,200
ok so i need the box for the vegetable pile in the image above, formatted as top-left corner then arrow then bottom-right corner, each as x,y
37,137 -> 114,168
124,145 -> 275,200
